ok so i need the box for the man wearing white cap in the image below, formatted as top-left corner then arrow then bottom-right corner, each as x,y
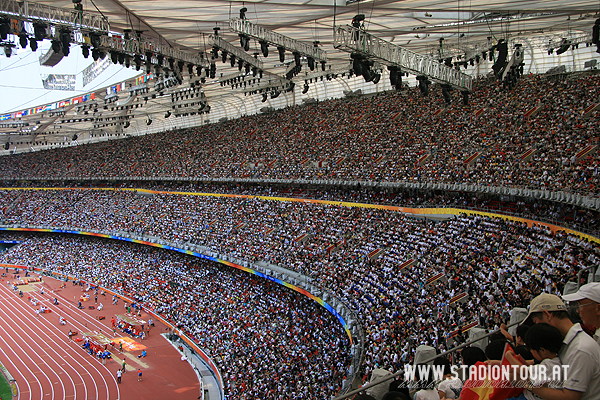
521,293 -> 600,400
563,282 -> 600,346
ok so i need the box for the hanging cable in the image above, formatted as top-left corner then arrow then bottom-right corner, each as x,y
333,0 -> 336,35
365,0 -> 376,31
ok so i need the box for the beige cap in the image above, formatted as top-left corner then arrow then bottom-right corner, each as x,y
524,293 -> 568,325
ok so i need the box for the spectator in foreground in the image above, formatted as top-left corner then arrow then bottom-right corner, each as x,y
563,283 -> 600,345
433,357 -> 462,399
522,293 -> 600,400
413,363 -> 438,400
523,323 -> 564,400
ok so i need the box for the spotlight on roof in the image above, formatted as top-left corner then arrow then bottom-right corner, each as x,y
146,117 -> 152,126
277,46 -> 285,63
556,39 -> 571,55
416,75 -> 430,96
261,92 -> 268,102
29,39 -> 38,52
260,41 -> 269,58
592,18 -> 600,45
239,7 -> 247,19
33,23 -> 46,41
372,71 -> 381,84
0,19 -> 10,41
51,40 -> 61,54
239,34 -> 250,51
81,44 -> 89,58
441,84 -> 452,104
302,82 -> 309,94
19,33 -> 28,49
60,29 -> 71,56
351,14 -> 365,29
164,111 -> 171,118
134,54 -> 142,70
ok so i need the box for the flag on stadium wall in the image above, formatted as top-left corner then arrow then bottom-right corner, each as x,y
398,259 -> 415,272
367,248 -> 384,261
449,292 -> 468,304
425,272 -> 446,286
326,244 -> 335,254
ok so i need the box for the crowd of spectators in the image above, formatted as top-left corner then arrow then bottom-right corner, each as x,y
0,234 -> 350,400
2,178 -> 599,234
1,188 -> 599,387
1,69 -> 599,399
0,73 -> 598,196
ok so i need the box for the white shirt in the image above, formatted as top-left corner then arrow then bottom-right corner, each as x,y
415,389 -> 441,400
525,357 -> 562,400
437,377 -> 463,399
558,323 -> 600,400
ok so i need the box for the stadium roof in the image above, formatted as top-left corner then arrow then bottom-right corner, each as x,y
0,0 -> 598,152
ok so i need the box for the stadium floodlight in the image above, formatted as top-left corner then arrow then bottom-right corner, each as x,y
229,17 -> 327,67
3,1 -> 107,36
19,33 -> 28,48
302,82 -> 309,94
209,34 -> 263,72
334,24 -> 472,92
51,40 -> 61,54
33,23 -> 47,41
260,40 -> 268,57
0,19 -> 11,40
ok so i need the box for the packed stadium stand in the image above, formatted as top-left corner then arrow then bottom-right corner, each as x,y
0,4 -> 599,397
1,75 -> 599,200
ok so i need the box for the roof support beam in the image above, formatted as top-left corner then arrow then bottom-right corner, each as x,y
229,17 -> 327,62
0,0 -> 108,32
334,25 -> 473,92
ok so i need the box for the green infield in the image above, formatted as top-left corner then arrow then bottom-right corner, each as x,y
0,373 -> 12,400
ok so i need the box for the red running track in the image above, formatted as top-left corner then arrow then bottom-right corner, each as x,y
0,274 -> 202,400
0,282 -> 119,400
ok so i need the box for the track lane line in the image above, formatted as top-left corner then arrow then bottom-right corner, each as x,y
0,283 -> 119,400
